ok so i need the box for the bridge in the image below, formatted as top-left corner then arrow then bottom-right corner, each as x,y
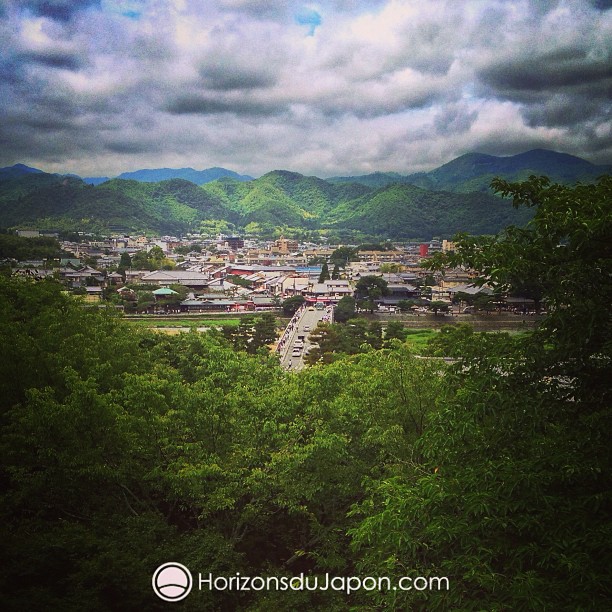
277,303 -> 332,371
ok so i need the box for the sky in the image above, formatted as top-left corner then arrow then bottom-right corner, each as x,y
1,0 -> 611,178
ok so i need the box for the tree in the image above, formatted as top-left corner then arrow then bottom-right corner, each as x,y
222,313 -> 278,354
355,275 -> 389,312
428,300 -> 449,316
396,299 -> 416,313
250,312 -> 278,352
379,262 -> 403,273
350,176 -> 612,610
118,252 -> 132,269
331,263 -> 341,280
318,261 -> 330,283
281,295 -> 305,316
334,296 -> 356,322
330,246 -> 359,266
384,320 -> 407,345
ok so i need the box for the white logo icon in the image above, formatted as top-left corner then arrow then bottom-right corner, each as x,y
152,562 -> 193,602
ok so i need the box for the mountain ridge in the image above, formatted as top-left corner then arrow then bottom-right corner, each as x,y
328,149 -> 612,193
1,149 -> 608,239
79,166 -> 254,185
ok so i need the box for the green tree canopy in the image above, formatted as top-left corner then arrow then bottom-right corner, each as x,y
330,246 -> 359,266
281,294 -> 305,316
334,295 -> 356,322
318,261 -> 330,283
351,176 -> 612,610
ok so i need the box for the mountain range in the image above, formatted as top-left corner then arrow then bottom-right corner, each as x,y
329,149 -> 611,193
83,166 -> 254,186
0,149 -> 608,239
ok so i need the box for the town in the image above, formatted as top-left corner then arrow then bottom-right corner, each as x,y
9,229 -> 539,318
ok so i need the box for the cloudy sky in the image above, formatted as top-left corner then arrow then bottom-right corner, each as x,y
1,0 -> 610,178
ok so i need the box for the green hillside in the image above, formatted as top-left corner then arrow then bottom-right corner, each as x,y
0,175 -> 235,234
4,149 -> 604,238
0,170 -> 532,238
326,183 -> 533,238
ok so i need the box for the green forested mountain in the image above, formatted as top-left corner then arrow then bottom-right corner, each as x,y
328,170 -> 424,189
0,169 -> 529,238
325,183 -> 532,238
0,175 -> 236,234
3,149 -> 606,237
115,166 -> 253,184
329,149 -> 612,193
0,163 -> 45,180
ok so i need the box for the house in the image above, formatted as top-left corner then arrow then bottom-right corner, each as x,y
106,272 -> 124,285
84,286 -> 103,303
250,295 -> 279,310
305,279 -> 354,303
61,266 -> 105,288
281,276 -> 310,296
378,284 -> 421,306
124,270 -> 150,283
435,283 -> 493,302
140,270 -> 210,289
152,287 -> 179,299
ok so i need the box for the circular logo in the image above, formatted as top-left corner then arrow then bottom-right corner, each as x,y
152,562 -> 193,602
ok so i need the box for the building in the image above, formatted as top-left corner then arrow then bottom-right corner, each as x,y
221,236 -> 245,250
442,240 -> 456,253
272,236 -> 299,254
140,270 -> 210,289
305,279 -> 354,303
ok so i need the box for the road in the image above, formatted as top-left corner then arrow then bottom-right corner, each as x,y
279,305 -> 331,371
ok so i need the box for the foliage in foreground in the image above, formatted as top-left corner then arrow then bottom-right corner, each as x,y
0,176 -> 610,610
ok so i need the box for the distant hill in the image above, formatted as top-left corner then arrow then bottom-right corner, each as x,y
325,183 -> 533,239
1,150 -> 608,238
117,166 -> 253,184
201,170 -> 372,227
0,174 -> 237,234
81,167 -> 253,186
203,170 -> 531,238
326,171 -> 418,190
83,176 -> 111,186
0,164 -> 45,180
329,149 -> 612,193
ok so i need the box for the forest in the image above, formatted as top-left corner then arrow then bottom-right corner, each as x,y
0,177 -> 610,610
0,167 -> 530,239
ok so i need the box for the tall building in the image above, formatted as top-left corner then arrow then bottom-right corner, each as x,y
223,236 -> 245,250
274,236 -> 299,253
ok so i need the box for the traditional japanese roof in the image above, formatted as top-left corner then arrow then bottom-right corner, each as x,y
153,287 -> 179,295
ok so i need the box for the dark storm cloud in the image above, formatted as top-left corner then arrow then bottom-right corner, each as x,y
104,140 -> 154,154
477,42 -> 612,133
165,94 -> 287,117
19,48 -> 86,70
17,0 -> 101,21
479,47 -> 612,93
434,104 -> 479,136
216,0 -> 289,19
522,93 -> 611,128
12,113 -> 76,131
198,63 -> 277,91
